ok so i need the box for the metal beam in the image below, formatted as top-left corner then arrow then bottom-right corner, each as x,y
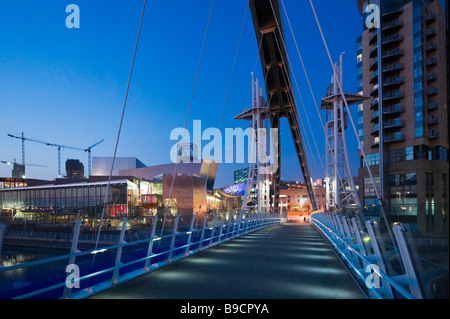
249,0 -> 319,211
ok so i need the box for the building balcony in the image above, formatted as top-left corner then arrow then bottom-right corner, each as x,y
370,97 -> 379,109
427,116 -> 438,126
384,119 -> 405,130
383,76 -> 404,87
371,124 -> 380,135
369,57 -> 378,71
383,62 -> 404,74
371,111 -> 379,122
382,19 -> 403,32
385,133 -> 405,143
383,48 -> 404,60
371,138 -> 380,148
426,57 -> 437,67
383,91 -> 404,101
383,103 -> 404,115
370,45 -> 378,58
426,43 -> 437,53
425,13 -> 436,24
426,72 -> 437,82
370,70 -> 379,84
427,87 -> 438,96
370,84 -> 379,96
428,131 -> 439,140
426,28 -> 437,39
382,34 -> 403,45
427,101 -> 438,111
382,7 -> 403,18
369,31 -> 378,45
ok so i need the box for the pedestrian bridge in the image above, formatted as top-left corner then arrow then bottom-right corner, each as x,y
89,223 -> 364,299
0,212 -> 428,299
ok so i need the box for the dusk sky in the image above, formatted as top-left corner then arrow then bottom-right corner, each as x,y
0,0 -> 364,188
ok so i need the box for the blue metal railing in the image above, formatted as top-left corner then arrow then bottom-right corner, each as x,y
0,214 -> 281,299
311,213 -> 416,299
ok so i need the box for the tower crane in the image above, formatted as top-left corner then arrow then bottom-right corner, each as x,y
1,159 -> 47,178
85,139 -> 104,177
7,133 -> 103,178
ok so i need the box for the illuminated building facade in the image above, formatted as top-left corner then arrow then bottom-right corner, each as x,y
357,0 -> 449,235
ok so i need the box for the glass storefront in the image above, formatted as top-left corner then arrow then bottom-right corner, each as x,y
0,179 -> 159,225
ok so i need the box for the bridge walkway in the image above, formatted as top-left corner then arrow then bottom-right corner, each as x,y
90,223 -> 365,299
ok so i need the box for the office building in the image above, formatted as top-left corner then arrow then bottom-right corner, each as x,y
65,159 -> 85,179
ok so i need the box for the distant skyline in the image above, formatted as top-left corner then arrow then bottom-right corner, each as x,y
0,0 -> 364,188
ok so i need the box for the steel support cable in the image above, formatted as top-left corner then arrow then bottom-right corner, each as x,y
160,0 -> 216,236
93,0 -> 147,256
193,3 -> 249,229
214,35 -> 272,224
270,33 -> 322,183
308,0 -> 398,245
279,0 -> 347,188
268,0 -> 343,209
276,0 -> 358,207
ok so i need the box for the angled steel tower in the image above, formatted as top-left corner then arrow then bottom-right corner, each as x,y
249,0 -> 319,213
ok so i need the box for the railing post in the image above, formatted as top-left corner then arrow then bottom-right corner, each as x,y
365,220 -> 394,299
144,215 -> 159,272
235,211 -> 244,236
0,224 -> 7,258
351,217 -> 366,257
111,218 -> 128,285
340,216 -> 352,240
199,214 -> 208,249
185,214 -> 196,256
392,225 -> 423,299
208,214 -> 217,247
168,214 -> 180,262
330,214 -> 338,232
217,216 -> 225,244
63,220 -> 82,299
226,214 -> 233,240
335,215 -> 345,236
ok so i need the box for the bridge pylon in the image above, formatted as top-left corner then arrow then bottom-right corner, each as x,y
235,73 -> 271,217
320,53 -> 369,211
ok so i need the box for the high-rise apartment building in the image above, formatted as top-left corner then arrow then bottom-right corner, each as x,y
356,0 -> 448,235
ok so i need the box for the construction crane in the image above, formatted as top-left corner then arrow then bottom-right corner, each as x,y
7,133 -> 103,178
85,139 -> 104,177
1,159 -> 47,178
1,160 -> 47,167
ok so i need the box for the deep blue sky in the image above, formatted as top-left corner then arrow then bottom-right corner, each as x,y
0,0 -> 364,188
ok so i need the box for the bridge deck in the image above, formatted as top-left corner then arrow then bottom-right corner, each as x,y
90,224 -> 365,299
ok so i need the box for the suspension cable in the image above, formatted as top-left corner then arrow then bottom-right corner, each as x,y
274,0 -> 356,206
161,0 -> 216,235
268,0 -> 351,209
308,0 -> 397,243
94,0 -> 147,253
193,3 -> 249,228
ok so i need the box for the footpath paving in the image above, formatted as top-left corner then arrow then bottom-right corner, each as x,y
90,223 -> 365,299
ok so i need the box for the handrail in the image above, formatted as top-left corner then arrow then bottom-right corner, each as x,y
0,215 -> 281,299
311,214 -> 416,300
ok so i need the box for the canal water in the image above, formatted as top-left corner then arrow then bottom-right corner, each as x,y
0,231 -> 203,299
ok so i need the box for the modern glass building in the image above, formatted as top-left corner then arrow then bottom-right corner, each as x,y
0,178 -> 157,228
